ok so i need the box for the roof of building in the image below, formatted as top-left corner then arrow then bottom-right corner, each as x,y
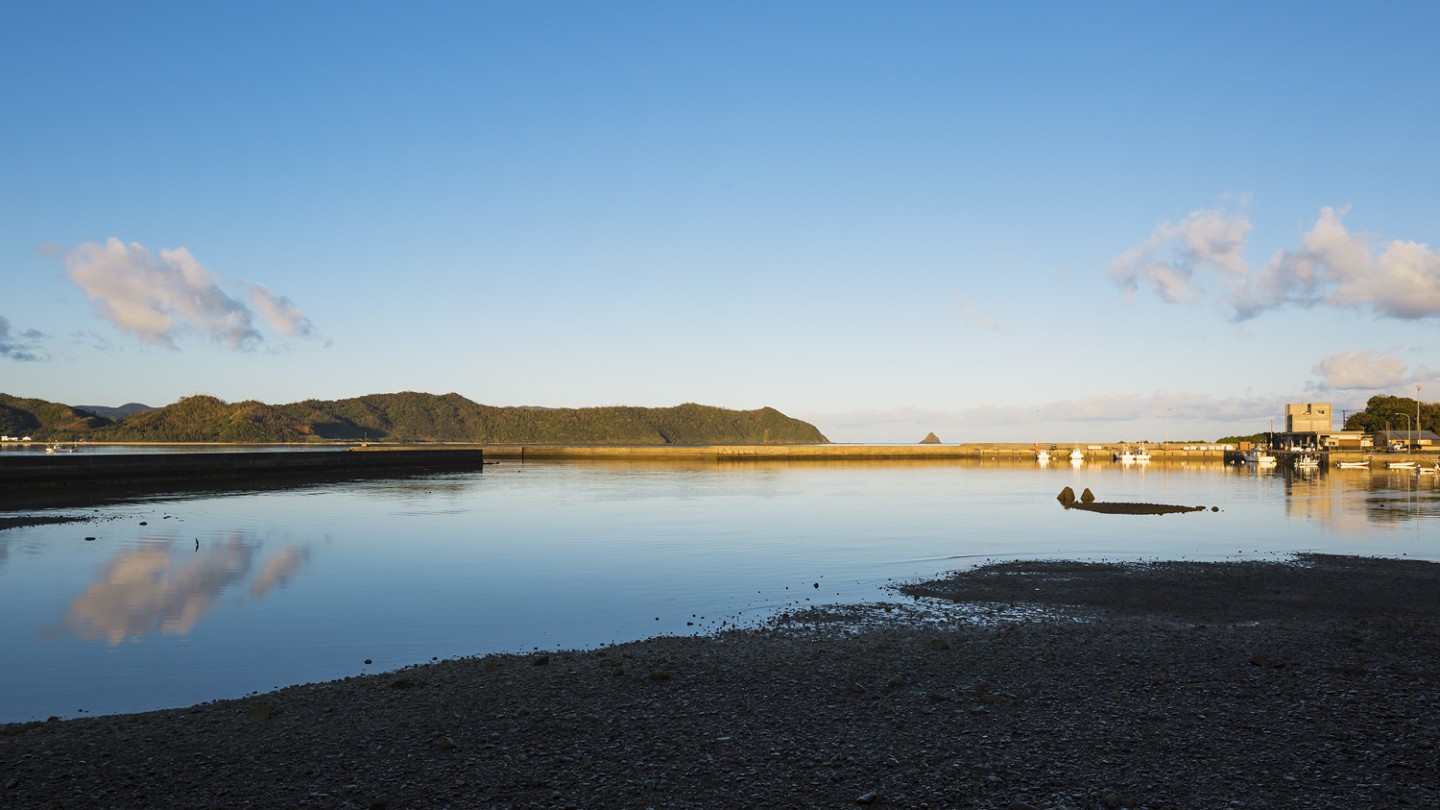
1376,429 -> 1440,441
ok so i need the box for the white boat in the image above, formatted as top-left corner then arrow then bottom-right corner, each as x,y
1133,446 -> 1152,462
1035,450 -> 1050,463
1112,449 -> 1135,463
1238,449 -> 1275,465
1069,449 -> 1084,461
1294,454 -> 1320,469
1387,460 -> 1419,470
1336,460 -> 1370,469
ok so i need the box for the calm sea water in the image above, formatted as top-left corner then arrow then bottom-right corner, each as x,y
2,458 -> 1437,723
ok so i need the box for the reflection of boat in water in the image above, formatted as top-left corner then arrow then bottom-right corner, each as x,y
1387,460 -> 1419,470
1417,461 -> 1440,476
1035,449 -> 1050,463
1336,460 -> 1371,469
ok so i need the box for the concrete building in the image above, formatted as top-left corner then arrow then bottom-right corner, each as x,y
1285,403 -> 1332,433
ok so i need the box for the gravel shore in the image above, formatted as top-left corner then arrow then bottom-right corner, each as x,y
3,553 -> 1437,809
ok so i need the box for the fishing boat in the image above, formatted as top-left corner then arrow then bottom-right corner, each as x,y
1112,448 -> 1135,463
1238,449 -> 1276,466
1133,446 -> 1152,462
1035,449 -> 1050,463
1294,454 -> 1320,469
1069,448 -> 1084,461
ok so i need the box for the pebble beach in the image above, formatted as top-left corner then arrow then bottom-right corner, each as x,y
3,553 -> 1437,809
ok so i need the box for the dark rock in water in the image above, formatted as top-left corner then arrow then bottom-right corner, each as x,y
919,432 -> 941,444
1059,486 -> 1207,516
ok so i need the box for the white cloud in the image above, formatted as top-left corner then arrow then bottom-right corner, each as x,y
954,295 -> 1000,331
965,391 -> 1281,426
1113,205 -> 1440,321
0,315 -> 46,361
62,238 -> 316,349
1310,349 -> 1437,391
250,285 -> 316,338
1109,207 -> 1253,304
808,392 -> 1287,443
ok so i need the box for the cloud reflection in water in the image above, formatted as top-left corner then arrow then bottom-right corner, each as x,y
48,535 -> 310,645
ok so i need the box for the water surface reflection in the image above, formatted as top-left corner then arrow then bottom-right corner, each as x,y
1,460 -> 1436,723
44,534 -> 312,645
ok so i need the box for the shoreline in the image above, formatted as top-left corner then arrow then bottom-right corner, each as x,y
3,553 -> 1436,808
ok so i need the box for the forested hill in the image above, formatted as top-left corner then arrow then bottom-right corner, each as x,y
0,394 -> 112,437
1343,394 -> 1436,435
2,392 -> 829,444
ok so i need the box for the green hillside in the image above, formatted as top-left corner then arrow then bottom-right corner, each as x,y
0,394 -> 112,437
2,392 -> 829,444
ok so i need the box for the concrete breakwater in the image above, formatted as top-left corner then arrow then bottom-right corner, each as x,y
0,448 -> 488,507
461,443 -> 1230,462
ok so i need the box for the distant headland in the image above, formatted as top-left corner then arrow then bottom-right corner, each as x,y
0,392 -> 829,446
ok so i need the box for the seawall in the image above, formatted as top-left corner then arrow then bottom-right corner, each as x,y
0,448 -> 487,507
457,443 -> 1232,462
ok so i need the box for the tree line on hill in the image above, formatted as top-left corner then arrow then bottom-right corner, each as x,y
0,392 -> 830,445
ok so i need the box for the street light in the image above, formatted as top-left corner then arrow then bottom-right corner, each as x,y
1394,413 -> 1411,453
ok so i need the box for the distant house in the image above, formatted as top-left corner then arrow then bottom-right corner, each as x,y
1375,430 -> 1439,450
1324,430 -> 1371,449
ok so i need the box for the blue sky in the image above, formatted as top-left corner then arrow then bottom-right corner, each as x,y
3,1 -> 1437,442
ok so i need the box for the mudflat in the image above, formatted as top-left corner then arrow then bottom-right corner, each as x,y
2,554 -> 1437,809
